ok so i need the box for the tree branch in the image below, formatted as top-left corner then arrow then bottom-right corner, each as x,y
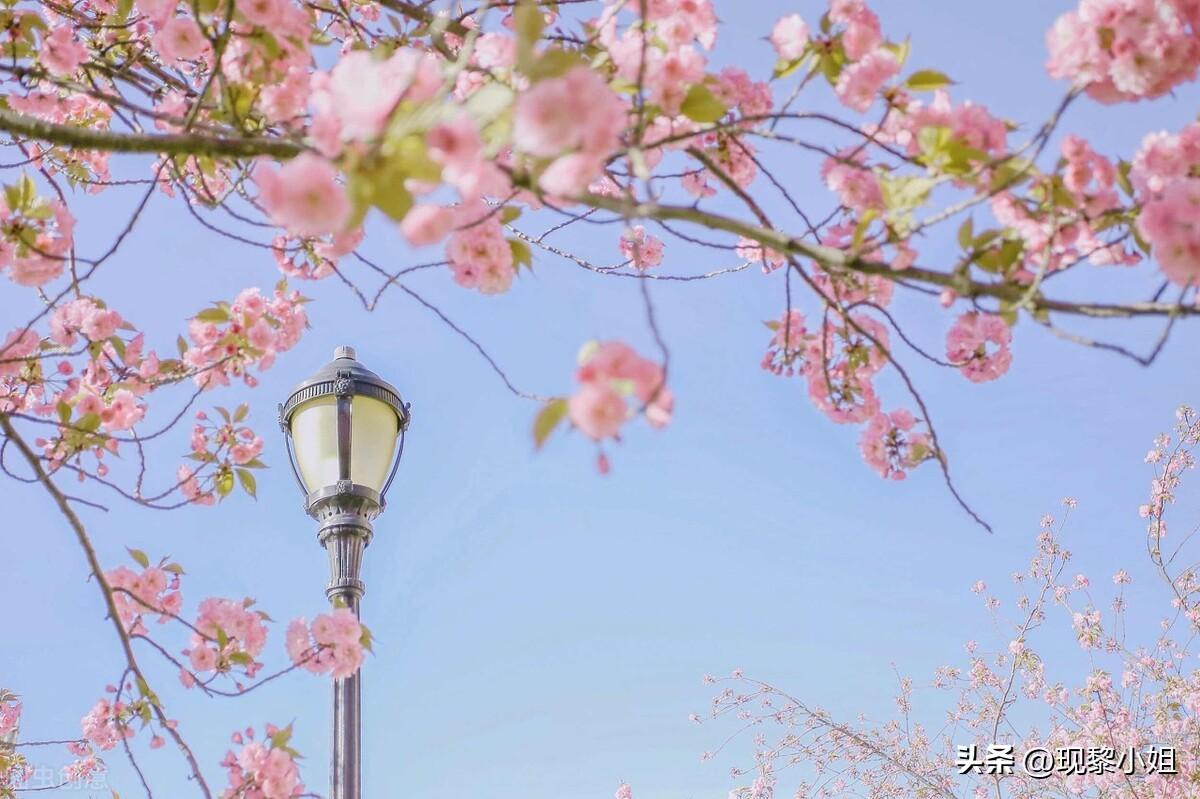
0,108 -> 302,159
575,191 -> 1199,319
0,415 -> 214,799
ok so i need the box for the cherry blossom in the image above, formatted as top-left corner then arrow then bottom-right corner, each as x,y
619,227 -> 665,270
1046,0 -> 1200,103
770,14 -> 810,62
220,725 -> 305,799
946,312 -> 1013,383
254,155 -> 351,238
4,2 -> 1200,791
285,609 -> 368,680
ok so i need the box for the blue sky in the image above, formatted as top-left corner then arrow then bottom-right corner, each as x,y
2,1 -> 1198,797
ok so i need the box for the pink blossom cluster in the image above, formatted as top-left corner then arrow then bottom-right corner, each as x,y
285,608 -> 366,680
760,310 -> 809,377
40,25 -> 89,78
761,308 -> 891,426
945,312 -> 1012,383
770,14 -> 810,62
736,236 -> 786,273
986,135 -> 1139,278
1062,134 -> 1122,217
637,0 -> 719,50
190,411 -> 264,467
1130,122 -> 1200,284
787,0 -> 896,113
599,0 -> 717,120
821,150 -> 883,214
0,191 -> 75,288
153,15 -> 211,64
712,67 -> 774,120
220,726 -> 305,799
177,463 -> 216,506
619,226 -> 665,270
858,408 -> 932,480
181,406 -> 265,506
184,597 -> 270,678
446,214 -> 516,294
426,115 -> 510,205
254,154 -> 350,239
7,93 -> 113,188
49,298 -> 123,347
881,90 -> 1009,163
567,341 -> 673,445
183,286 -> 307,390
310,49 -> 442,149
0,693 -> 29,790
762,309 -> 938,479
691,131 -> 758,191
1046,0 -> 1200,103
0,694 -> 18,738
1,299 -> 178,472
79,698 -> 129,751
177,405 -> 265,503
61,756 -> 103,785
836,49 -> 900,113
106,561 -> 182,636
804,314 -> 889,424
513,67 -> 627,197
270,229 -> 362,282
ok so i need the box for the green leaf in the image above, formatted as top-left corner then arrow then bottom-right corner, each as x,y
772,55 -> 809,80
233,403 -> 248,423
532,398 -> 568,450
679,83 -> 728,124
957,218 -> 974,250
576,340 -> 599,365
465,83 -> 516,124
509,239 -> 533,270
127,548 -> 150,569
904,69 -> 953,92
514,0 -> 545,74
819,51 -> 845,84
269,723 -> 294,750
885,38 -> 912,67
194,307 -> 229,323
880,175 -> 934,214
1116,159 -> 1134,197
525,48 -> 583,81
236,468 -> 257,498
500,206 -> 522,225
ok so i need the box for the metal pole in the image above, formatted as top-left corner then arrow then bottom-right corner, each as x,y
319,508 -> 373,799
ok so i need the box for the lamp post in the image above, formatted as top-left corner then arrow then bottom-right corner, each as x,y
279,346 -> 410,799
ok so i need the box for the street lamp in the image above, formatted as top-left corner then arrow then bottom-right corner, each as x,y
279,345 -> 410,799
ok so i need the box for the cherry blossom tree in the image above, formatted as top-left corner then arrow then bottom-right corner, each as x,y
694,407 -> 1200,799
1,0 -> 1200,795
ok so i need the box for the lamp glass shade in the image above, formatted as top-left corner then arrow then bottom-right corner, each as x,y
290,394 -> 400,493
